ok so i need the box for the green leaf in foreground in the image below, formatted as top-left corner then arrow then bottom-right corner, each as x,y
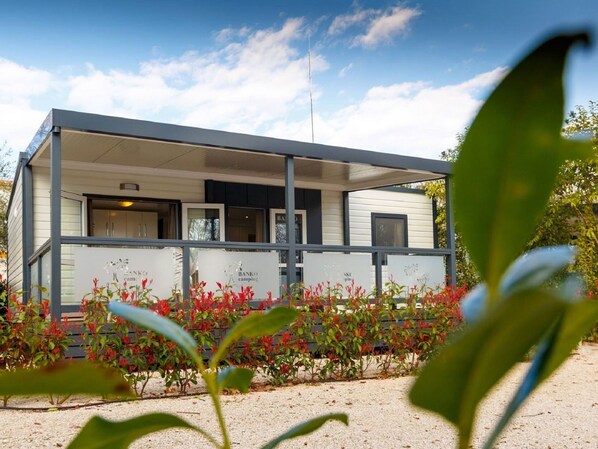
108,302 -> 201,366
539,298 -> 598,381
217,366 -> 254,393
0,361 -> 131,397
260,413 -> 349,449
211,307 -> 298,367
481,298 -> 598,449
454,32 -> 592,291
68,413 -> 203,449
409,289 -> 567,449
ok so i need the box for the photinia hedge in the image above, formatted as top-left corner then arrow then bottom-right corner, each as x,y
0,285 -> 72,405
80,279 -> 465,394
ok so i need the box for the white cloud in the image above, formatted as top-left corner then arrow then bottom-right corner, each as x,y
328,4 -> 421,49
264,67 -> 507,159
328,10 -> 372,35
338,63 -> 353,77
0,104 -> 48,154
0,59 -> 53,152
0,58 -> 53,102
354,6 -> 421,48
67,64 -> 176,117
213,26 -> 251,43
0,17 -> 506,164
65,18 -> 328,132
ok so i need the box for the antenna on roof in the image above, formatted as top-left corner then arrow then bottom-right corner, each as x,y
308,34 -> 315,143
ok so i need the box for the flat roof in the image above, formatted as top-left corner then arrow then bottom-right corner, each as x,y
25,109 -> 450,191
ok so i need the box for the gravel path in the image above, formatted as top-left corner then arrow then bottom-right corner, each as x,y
1,344 -> 597,448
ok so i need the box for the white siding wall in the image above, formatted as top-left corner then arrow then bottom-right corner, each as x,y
32,166 -> 206,249
7,174 -> 23,292
32,166 -> 205,304
61,196 -> 83,304
321,190 -> 344,245
349,189 -> 434,248
349,189 -> 435,287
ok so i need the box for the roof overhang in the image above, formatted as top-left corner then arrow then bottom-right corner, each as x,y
26,109 -> 451,191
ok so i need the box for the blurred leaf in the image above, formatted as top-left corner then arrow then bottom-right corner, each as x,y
500,246 -> 576,296
68,413 -> 203,449
0,361 -> 131,397
217,366 -> 254,393
108,302 -> 201,366
409,289 -> 567,448
260,413 -> 349,449
462,245 -> 576,323
539,298 -> 598,381
482,298 -> 598,449
460,284 -> 488,324
211,307 -> 298,367
454,32 -> 592,291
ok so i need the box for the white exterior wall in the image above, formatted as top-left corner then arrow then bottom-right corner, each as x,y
348,189 -> 434,248
321,190 -> 344,245
60,196 -> 84,303
320,188 -> 435,248
32,166 -> 205,304
7,173 -> 23,292
318,188 -> 436,289
32,166 -> 206,249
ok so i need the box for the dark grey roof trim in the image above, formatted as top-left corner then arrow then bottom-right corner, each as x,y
42,109 -> 451,175
376,185 -> 427,195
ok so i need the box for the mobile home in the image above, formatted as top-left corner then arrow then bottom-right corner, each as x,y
7,110 -> 455,318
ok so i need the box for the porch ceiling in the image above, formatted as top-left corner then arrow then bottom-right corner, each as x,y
32,129 -> 445,191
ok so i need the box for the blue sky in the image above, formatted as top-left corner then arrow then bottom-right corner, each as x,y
1,0 -> 596,160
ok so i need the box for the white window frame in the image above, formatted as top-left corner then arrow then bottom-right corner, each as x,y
269,209 -> 307,244
61,191 -> 88,236
182,203 -> 225,241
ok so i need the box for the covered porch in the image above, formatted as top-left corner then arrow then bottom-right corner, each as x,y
14,109 -> 454,319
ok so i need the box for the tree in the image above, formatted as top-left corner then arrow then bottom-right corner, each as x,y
0,142 -> 16,263
425,102 -> 598,294
527,102 -> 598,294
423,133 -> 480,288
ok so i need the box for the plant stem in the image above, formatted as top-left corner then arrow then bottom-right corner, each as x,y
194,352 -> 230,449
204,373 -> 231,449
192,355 -> 229,448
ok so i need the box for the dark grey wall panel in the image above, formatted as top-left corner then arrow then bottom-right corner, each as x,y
206,180 -> 322,244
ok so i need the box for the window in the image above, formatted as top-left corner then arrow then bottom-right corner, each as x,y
269,209 -> 307,245
226,207 -> 265,242
88,197 -> 178,239
371,213 -> 408,263
182,203 -> 224,241
269,209 -> 307,264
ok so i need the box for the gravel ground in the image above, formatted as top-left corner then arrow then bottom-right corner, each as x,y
1,344 -> 597,449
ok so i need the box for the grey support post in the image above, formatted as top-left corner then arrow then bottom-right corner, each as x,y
342,191 -> 350,246
50,127 -> 62,319
284,156 -> 296,288
21,154 -> 33,303
445,176 -> 457,286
